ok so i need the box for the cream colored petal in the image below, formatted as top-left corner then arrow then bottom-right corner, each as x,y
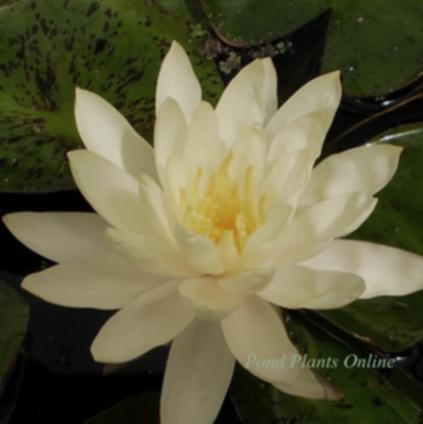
156,41 -> 201,121
216,58 -> 277,146
230,124 -> 267,184
68,150 -> 146,233
259,148 -> 312,208
74,88 -> 157,180
216,230 -> 241,272
259,265 -> 365,309
271,192 -> 377,265
221,296 -> 340,399
138,174 -> 173,240
154,98 -> 188,186
266,71 -> 341,139
179,277 -> 243,320
21,252 -> 164,309
267,112 -> 327,163
161,320 -> 235,424
91,282 -> 193,363
2,212 -> 109,263
242,203 -> 292,268
219,268 -> 275,295
106,228 -> 197,278
184,101 -> 222,171
173,224 -> 225,275
303,239 -> 423,299
300,144 -> 403,206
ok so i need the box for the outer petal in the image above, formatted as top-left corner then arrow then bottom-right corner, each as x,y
303,240 -> 423,299
259,265 -> 365,309
21,252 -> 163,310
179,277 -> 243,320
2,212 -> 109,263
91,282 -> 193,363
154,98 -> 188,186
156,41 -> 201,121
161,320 -> 235,424
300,144 -> 403,205
221,296 -> 340,400
74,88 -> 157,180
216,58 -> 277,146
271,192 -> 377,265
266,71 -> 341,139
106,228 -> 197,278
68,150 -> 146,233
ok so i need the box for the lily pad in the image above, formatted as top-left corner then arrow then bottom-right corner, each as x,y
0,0 -> 222,192
320,123 -> 423,352
231,310 -> 423,423
0,277 -> 28,398
200,0 -> 423,97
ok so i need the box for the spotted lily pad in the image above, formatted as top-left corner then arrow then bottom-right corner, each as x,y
201,0 -> 423,97
320,123 -> 423,352
0,0 -> 222,192
231,310 -> 423,423
0,277 -> 28,398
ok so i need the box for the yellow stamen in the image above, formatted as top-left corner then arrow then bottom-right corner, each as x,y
180,153 -> 257,252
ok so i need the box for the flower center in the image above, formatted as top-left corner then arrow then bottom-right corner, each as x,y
180,153 -> 258,252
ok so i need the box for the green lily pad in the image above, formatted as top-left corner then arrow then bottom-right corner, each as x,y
320,123 -> 423,352
231,310 -> 423,423
86,391 -> 160,424
0,0 -> 223,192
200,0 -> 423,97
0,278 -> 28,397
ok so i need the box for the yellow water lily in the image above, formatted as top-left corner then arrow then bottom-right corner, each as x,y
4,41 -> 423,423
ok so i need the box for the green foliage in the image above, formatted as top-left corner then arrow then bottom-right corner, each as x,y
201,0 -> 423,97
0,279 -> 28,397
0,0 -> 222,192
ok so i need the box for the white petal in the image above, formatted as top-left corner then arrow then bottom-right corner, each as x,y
138,174 -> 174,241
271,192 -> 377,265
161,320 -> 235,424
216,58 -> 277,146
184,101 -> 222,171
259,265 -> 365,309
106,228 -> 197,278
303,239 -> 423,299
267,112 -> 327,163
68,150 -> 146,233
216,231 -> 241,272
259,148 -> 312,207
242,203 -> 292,268
91,282 -> 193,363
266,71 -> 341,139
179,277 -> 243,320
300,144 -> 403,205
74,88 -> 157,180
21,252 -> 163,309
2,212 -> 109,263
221,296 -> 340,399
219,268 -> 275,295
230,124 -> 267,184
173,224 -> 225,275
154,98 -> 188,186
156,41 -> 201,121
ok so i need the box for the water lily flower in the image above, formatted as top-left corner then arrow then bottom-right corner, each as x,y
4,41 -> 423,423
